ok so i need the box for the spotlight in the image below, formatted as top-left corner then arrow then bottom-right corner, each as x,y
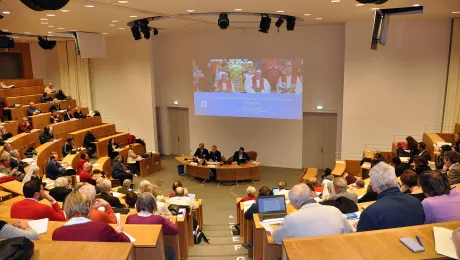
131,24 -> 141,40
37,36 -> 56,50
275,17 -> 284,28
153,28 -> 159,35
356,0 -> 388,4
286,16 -> 296,31
139,19 -> 150,39
259,14 -> 271,33
218,13 -> 229,29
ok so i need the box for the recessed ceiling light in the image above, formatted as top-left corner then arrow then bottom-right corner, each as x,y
316,17 -> 323,20
41,22 -> 48,25
12,36 -> 18,39
413,4 -> 420,6
40,18 -> 48,21
48,31 -> 53,34
453,11 -> 460,14
371,8 -> 379,10
186,9 -> 195,12
118,0 -> 128,3
1,29 -> 8,32
70,29 -> 76,31
102,33 -> 108,35
2,11 -> 10,15
85,5 -> 94,8
58,28 -> 64,30
24,32 -> 31,34
109,24 -> 115,26
304,13 -> 311,16
356,3 -> 364,6
112,20 -> 119,23
48,25 -> 54,28
234,8 -> 243,11
276,10 -> 284,13
331,0 -> 340,2
119,28 -> 125,29
60,9 -> 70,12
46,14 -> 55,17
129,15 -> 137,18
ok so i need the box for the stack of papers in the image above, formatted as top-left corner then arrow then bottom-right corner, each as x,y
433,227 -> 457,259
343,211 -> 361,232
252,161 -> 261,165
28,218 -> 49,235
112,192 -> 123,198
189,162 -> 198,166
260,218 -> 284,235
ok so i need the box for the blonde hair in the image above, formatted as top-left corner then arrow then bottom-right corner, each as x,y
64,191 -> 91,219
246,186 -> 256,196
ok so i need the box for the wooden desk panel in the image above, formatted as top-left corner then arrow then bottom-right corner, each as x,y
6,131 -> 41,159
61,149 -> 87,172
300,168 -> 318,182
331,160 -> 346,177
0,180 -> 24,195
0,85 -> 45,98
35,139 -> 66,178
94,133 -> 130,158
422,132 -> 445,162
139,153 -> 162,177
7,93 -> 56,106
69,124 -> 117,148
93,157 -> 112,178
51,115 -> 101,139
7,99 -> 77,120
177,217 -> 189,259
28,112 -> 51,130
2,79 -> 43,87
2,120 -> 18,136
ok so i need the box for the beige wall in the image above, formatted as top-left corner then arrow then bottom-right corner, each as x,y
341,19 -> 452,159
89,35 -> 157,152
30,43 -> 61,86
152,25 -> 345,168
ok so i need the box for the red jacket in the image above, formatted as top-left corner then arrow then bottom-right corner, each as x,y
11,199 -> 66,221
79,169 -> 92,183
18,122 -> 32,133
90,205 -> 117,224
169,192 -> 188,198
237,196 -> 257,208
78,159 -> 88,174
52,221 -> 130,242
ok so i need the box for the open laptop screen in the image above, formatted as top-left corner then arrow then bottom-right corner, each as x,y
258,196 -> 286,213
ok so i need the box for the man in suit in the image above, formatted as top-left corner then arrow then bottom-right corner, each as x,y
273,183 -> 352,245
208,145 -> 222,162
443,151 -> 460,185
27,102 -> 41,116
233,147 -> 250,163
193,143 -> 209,159
418,142 -> 431,162
62,138 -> 74,157
45,154 -> 63,180
96,179 -> 124,208
392,156 -> 410,177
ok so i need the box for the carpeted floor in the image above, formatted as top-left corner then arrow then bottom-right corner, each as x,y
129,155 -> 306,260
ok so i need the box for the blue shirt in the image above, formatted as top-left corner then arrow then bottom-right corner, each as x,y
27,107 -> 40,116
357,187 -> 425,232
45,161 -> 63,180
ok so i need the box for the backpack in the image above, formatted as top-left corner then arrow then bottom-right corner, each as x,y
321,196 -> 358,214
193,217 -> 210,244
0,236 -> 35,260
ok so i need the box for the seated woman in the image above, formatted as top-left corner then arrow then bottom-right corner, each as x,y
399,170 -> 426,201
396,141 -> 411,157
127,144 -> 140,174
112,155 -> 133,186
49,177 -> 72,202
52,191 -> 130,242
117,179 -> 132,194
79,162 -> 93,184
73,107 -> 85,119
0,220 -> 38,240
45,84 -> 57,94
63,108 -> 74,121
237,186 -> 257,208
108,138 -> 120,160
55,89 -> 67,100
244,186 -> 274,220
411,156 -> 431,175
83,130 -> 97,158
124,191 -> 138,209
0,126 -> 13,140
406,136 -> 420,158
40,92 -> 53,103
420,171 -> 460,223
0,153 -> 25,181
49,99 -> 62,113
140,184 -> 172,216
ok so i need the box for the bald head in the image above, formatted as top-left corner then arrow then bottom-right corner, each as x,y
288,183 -> 314,209
79,184 -> 96,202
175,187 -> 185,196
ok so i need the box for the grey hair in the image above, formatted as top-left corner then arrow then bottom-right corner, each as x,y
278,181 -> 287,189
246,186 -> 256,196
55,177 -> 69,188
139,180 -> 151,189
0,152 -> 10,162
79,184 -> 96,201
370,162 -> 398,192
95,177 -> 104,185
10,149 -> 19,157
100,179 -> 112,192
333,177 -> 348,193
288,183 -> 313,208
123,179 -> 132,188
83,162 -> 92,171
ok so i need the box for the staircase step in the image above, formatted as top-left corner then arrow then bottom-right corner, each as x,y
201,229 -> 235,237
199,236 -> 243,245
188,256 -> 251,260
203,224 -> 234,231
188,244 -> 248,257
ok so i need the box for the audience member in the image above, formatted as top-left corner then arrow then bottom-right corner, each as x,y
436,145 -> 452,170
18,117 -> 32,133
355,179 -> 365,189
273,183 -> 352,244
62,137 -> 74,157
169,187 -> 196,209
108,138 -> 119,159
49,177 -> 72,202
40,92 -> 52,103
0,96 -> 7,122
117,179 -> 132,194
3,143 -> 12,155
0,152 -> 24,181
193,142 -> 209,159
63,108 -> 74,121
357,162 -> 425,232
419,171 -> 460,223
406,136 -> 420,157
343,172 -> 357,185
49,99 -> 61,113
412,156 -> 431,175
322,168 -> 334,183
44,84 -> 57,94
125,191 -> 138,208
0,220 -> 39,240
11,179 -> 66,221
78,184 -> 116,224
56,89 -> 67,100
232,147 -> 250,163
27,102 -> 41,116
139,180 -> 152,190
392,156 -> 410,177
169,181 -> 186,198
97,180 -> 123,208
79,162 -> 93,183
22,165 -> 41,184
443,151 -> 460,185
0,126 -> 12,140
399,170 -> 426,201
45,154 -> 63,180
244,186 -> 274,220
83,130 -> 97,157
455,133 -> 460,153
94,176 -> 104,194
140,184 -> 172,216
52,191 -> 129,242
73,107 -> 85,119
39,126 -> 54,144
325,177 -> 358,203
208,145 -> 222,162
127,144 -> 140,173
112,155 -> 133,185
50,110 -> 61,124
78,152 -> 89,174
417,142 -> 431,161
10,149 -> 27,174
237,186 -> 257,208
276,181 -> 289,200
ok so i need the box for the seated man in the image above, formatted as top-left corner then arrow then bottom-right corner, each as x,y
208,145 -> 222,162
10,179 -> 66,221
27,102 -> 41,116
244,186 -> 273,221
50,110 -> 61,124
442,151 -> 460,185
62,137 -> 74,157
56,89 -> 67,100
63,108 -> 74,121
78,184 -> 117,224
45,154 -> 64,180
79,162 -> 93,184
273,183 -> 352,244
39,126 -> 54,144
96,180 -> 123,208
18,117 -> 32,133
73,107 -> 85,119
326,177 -> 359,203
193,143 -> 209,159
357,162 -> 425,232
40,92 -> 52,103
44,84 -> 57,94
237,186 -> 257,207
168,187 -> 196,209
83,130 -> 97,158
169,181 -> 187,198
49,99 -> 61,113
232,147 -> 250,163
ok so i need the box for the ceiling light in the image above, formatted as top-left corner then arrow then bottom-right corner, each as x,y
1,29 -> 8,32
40,18 -> 48,21
12,36 -> 18,39
331,0 -> 340,2
109,24 -> 115,26
118,0 -> 128,3
119,28 -> 125,30
218,13 -> 230,29
70,30 -> 76,32
186,9 -> 195,12
356,3 -> 365,6
60,10 -> 70,12
304,14 -> 311,16
46,14 -> 55,17
41,22 -> 48,25
453,11 -> 460,14
48,25 -> 54,28
58,28 -> 64,30
24,32 -> 31,34
102,33 -> 107,35
276,10 -> 284,13
234,8 -> 243,11
2,11 -> 10,15
85,5 -> 94,8
48,31 -> 52,34
112,20 -> 119,22
413,4 -> 420,7
48,34 -> 54,36
130,15 -> 138,18
316,17 -> 323,20
371,8 -> 379,10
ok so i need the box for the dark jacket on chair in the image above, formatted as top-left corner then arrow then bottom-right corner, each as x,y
49,187 -> 72,202
97,192 -> 123,208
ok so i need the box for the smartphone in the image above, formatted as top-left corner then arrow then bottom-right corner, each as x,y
400,237 -> 425,253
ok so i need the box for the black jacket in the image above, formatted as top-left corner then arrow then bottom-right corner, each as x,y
208,150 -> 222,162
74,111 -> 85,119
357,187 -> 425,232
45,161 -> 63,180
39,131 -> 54,144
233,151 -> 250,162
97,192 -> 123,208
193,148 -> 209,159
108,142 -> 119,159
395,163 -> 410,177
418,150 -> 431,162
63,112 -> 74,121
83,133 -> 97,148
244,203 -> 258,220
62,142 -> 73,157
49,187 -> 72,202
358,189 -> 378,203
56,92 -> 67,100
455,142 -> 460,153
414,165 -> 431,175
2,132 -> 12,140
49,104 -> 61,113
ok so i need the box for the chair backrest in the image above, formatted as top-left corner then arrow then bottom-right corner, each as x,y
226,156 -> 233,164
247,151 -> 257,161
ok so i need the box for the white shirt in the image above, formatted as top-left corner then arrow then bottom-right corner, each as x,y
277,189 -> 290,200
168,196 -> 196,209
276,75 -> 303,94
244,77 -> 271,93
63,217 -> 91,226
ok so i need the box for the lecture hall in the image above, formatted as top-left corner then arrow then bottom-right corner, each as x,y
0,0 -> 460,259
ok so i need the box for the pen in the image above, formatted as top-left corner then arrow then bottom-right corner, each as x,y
415,236 -> 423,247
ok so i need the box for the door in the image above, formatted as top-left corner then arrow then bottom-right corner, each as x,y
302,113 -> 337,169
168,107 -> 190,156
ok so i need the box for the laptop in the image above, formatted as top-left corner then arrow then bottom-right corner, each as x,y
257,195 -> 287,222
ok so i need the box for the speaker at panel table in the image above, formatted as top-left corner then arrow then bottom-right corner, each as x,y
193,58 -> 303,120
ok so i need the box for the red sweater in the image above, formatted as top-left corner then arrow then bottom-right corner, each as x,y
126,214 -> 179,235
11,199 -> 66,221
79,169 -> 92,183
78,159 -> 88,174
52,221 -> 130,242
18,123 -> 32,133
169,192 -> 188,198
237,196 -> 257,207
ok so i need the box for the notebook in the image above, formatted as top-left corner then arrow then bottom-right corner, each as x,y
28,218 -> 49,235
433,226 -> 457,259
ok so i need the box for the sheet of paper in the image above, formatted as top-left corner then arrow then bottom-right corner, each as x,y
207,165 -> 216,168
45,181 -> 55,187
92,163 -> 100,167
433,227 -> 457,259
358,195 -> 364,199
28,218 -> 49,235
123,232 -> 136,243
260,219 -> 284,235
112,192 -> 122,198
115,213 -> 121,224
188,194 -> 196,201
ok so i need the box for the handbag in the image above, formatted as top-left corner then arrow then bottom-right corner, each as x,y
0,237 -> 35,260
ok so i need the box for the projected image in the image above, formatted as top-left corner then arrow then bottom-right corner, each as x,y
193,58 -> 303,120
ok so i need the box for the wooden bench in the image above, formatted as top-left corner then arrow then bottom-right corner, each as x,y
6,99 -> 77,120
1,79 -> 43,87
1,120 -> 18,136
5,131 -> 41,159
69,123 -> 116,148
61,148 -> 87,172
51,115 -> 101,139
6,93 -> 56,106
93,156 -> 114,183
0,85 -> 45,98
28,107 -> 90,130
299,168 -> 318,182
93,133 -> 130,158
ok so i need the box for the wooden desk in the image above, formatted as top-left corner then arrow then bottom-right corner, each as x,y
52,115 -> 100,139
7,99 -> 77,121
61,148 -> 87,172
281,221 -> 460,260
2,79 -> 43,87
422,132 -> 445,162
68,123 -> 116,148
93,156 -> 113,179
6,130 -> 41,159
139,153 -> 162,177
299,168 -> 318,182
2,120 -> 19,136
177,216 -> 189,259
6,93 -> 56,106
0,180 -> 24,195
35,139 -> 66,177
93,133 -> 130,158
332,160 -> 346,177
0,85 -> 45,97
175,156 -> 263,181
116,143 -> 146,165
0,190 -> 12,201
